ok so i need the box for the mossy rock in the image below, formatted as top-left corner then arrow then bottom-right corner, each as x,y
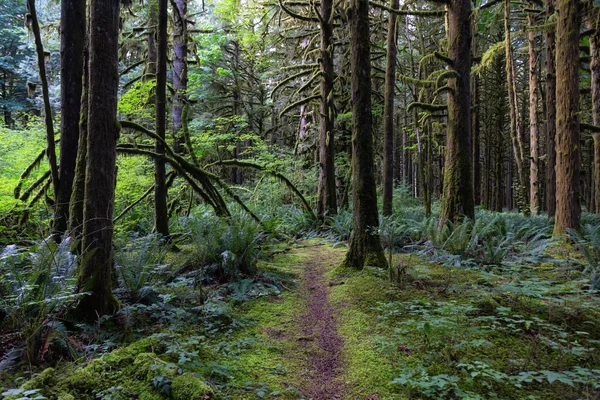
171,373 -> 213,400
21,367 -> 56,390
57,394 -> 75,400
100,338 -> 156,366
60,365 -> 101,392
474,297 -> 501,315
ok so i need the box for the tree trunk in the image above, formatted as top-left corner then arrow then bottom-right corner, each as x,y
553,0 -> 581,235
154,0 -> 169,237
382,0 -> 399,216
172,0 -> 188,154
55,0 -> 86,237
504,0 -> 529,214
342,0 -> 387,270
75,0 -> 120,318
316,0 -> 337,220
471,2 -> 481,206
440,0 -> 474,222
588,4 -> 600,213
27,0 -> 59,208
68,35 -> 89,239
528,7 -> 540,214
545,0 -> 557,217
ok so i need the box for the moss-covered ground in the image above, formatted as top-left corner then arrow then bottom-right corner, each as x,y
2,240 -> 600,399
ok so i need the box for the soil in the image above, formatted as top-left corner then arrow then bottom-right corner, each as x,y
294,243 -> 346,400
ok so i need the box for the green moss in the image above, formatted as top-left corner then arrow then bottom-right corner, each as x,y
57,394 -> 75,400
171,374 -> 213,399
21,367 -> 55,390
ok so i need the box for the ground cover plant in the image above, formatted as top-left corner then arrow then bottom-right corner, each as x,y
2,0 -> 600,398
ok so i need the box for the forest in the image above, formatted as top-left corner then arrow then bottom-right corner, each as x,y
0,0 -> 600,398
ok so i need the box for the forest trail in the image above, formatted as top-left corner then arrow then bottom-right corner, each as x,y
293,242 -> 346,399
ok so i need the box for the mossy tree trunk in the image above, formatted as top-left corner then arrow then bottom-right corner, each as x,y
68,34 -> 89,239
27,0 -> 59,212
504,0 -> 529,214
154,0 -> 169,237
528,6 -> 540,215
588,4 -> 600,213
382,0 -> 399,217
172,0 -> 188,154
553,0 -> 581,235
471,4 -> 481,207
545,0 -> 557,217
74,0 -> 120,318
316,0 -> 337,220
439,0 -> 474,223
54,0 -> 86,237
342,0 -> 387,270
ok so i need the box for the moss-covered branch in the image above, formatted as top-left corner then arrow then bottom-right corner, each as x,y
435,70 -> 460,88
582,123 -> 600,133
434,51 -> 453,66
207,159 -> 316,220
14,148 -> 46,199
369,1 -> 445,16
279,95 -> 320,117
270,68 -> 316,98
407,102 -> 448,113
397,73 -> 436,87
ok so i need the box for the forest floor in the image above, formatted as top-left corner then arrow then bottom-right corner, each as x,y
2,239 -> 600,400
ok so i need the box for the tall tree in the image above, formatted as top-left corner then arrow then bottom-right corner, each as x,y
26,0 -> 59,211
439,0 -> 474,222
172,0 -> 188,154
342,0 -> 387,269
382,0 -> 399,216
527,5 -> 540,214
545,0 -> 557,216
154,0 -> 169,237
504,0 -> 529,214
553,0 -> 581,235
316,0 -> 337,220
54,0 -> 86,236
74,0 -> 120,318
588,3 -> 600,213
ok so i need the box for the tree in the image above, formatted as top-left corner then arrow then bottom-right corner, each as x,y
588,3 -> 600,213
172,0 -> 188,154
527,4 -> 540,215
545,0 -> 557,217
504,0 -> 529,214
439,0 -> 474,222
553,0 -> 581,235
342,0 -> 387,270
382,0 -> 399,217
54,0 -> 86,236
154,0 -> 169,237
74,0 -> 120,318
316,0 -> 337,220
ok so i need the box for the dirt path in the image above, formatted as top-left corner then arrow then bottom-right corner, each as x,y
294,243 -> 346,400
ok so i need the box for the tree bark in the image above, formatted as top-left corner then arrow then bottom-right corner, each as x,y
545,0 -> 557,217
588,4 -> 600,213
553,0 -> 581,235
504,0 -> 529,214
472,2 -> 481,206
528,7 -> 540,214
440,0 -> 474,222
154,0 -> 169,237
172,0 -> 188,154
317,0 -> 337,220
27,0 -> 59,210
382,0 -> 399,216
55,0 -> 86,237
342,0 -> 387,270
75,0 -> 120,318
68,35 -> 89,239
